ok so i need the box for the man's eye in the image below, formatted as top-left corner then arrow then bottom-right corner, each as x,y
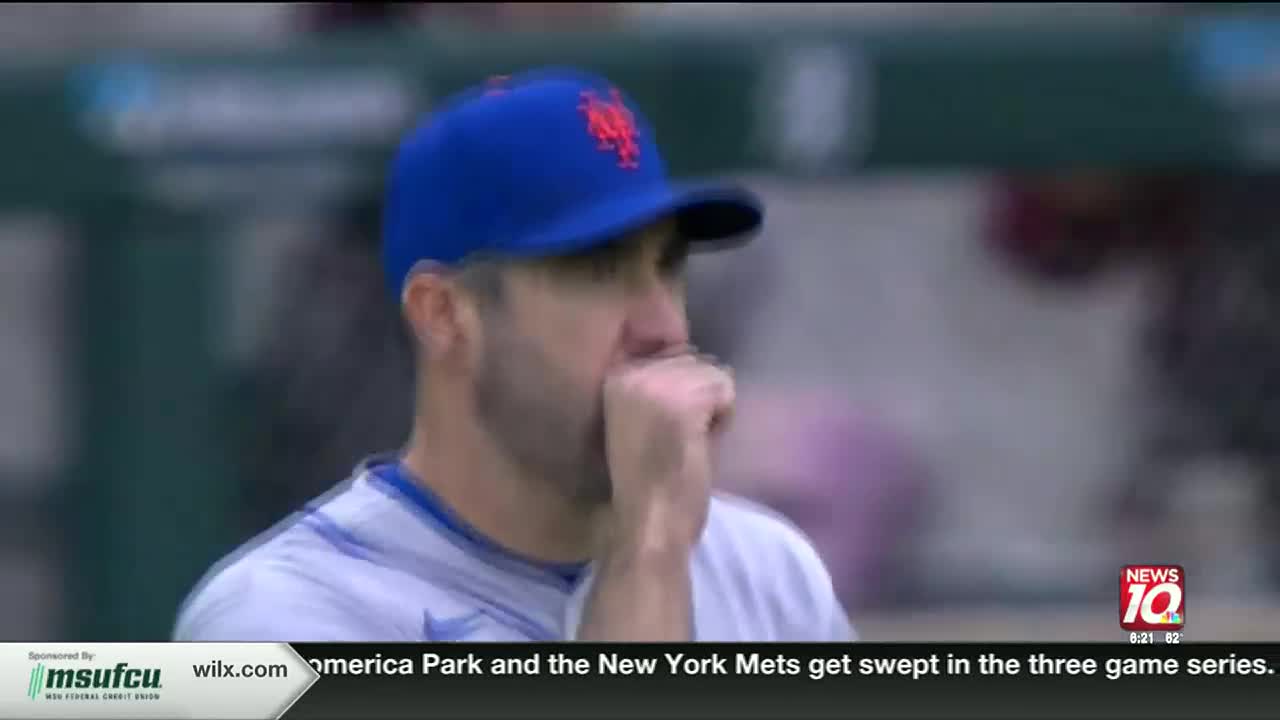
554,250 -> 620,282
659,246 -> 690,277
588,254 -> 622,280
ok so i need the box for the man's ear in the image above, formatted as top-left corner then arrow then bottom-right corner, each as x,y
402,271 -> 480,366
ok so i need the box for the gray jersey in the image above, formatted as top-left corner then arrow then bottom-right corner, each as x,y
174,455 -> 855,642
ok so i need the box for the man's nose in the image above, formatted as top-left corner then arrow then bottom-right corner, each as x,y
621,281 -> 689,359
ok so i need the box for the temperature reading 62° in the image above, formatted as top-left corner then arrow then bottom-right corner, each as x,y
1165,632 -> 1183,644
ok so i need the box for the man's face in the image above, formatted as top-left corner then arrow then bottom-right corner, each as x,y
469,219 -> 692,504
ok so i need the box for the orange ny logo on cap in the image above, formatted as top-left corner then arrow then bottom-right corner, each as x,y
577,88 -> 640,170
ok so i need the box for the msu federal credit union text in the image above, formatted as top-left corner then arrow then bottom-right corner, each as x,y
27,651 -> 162,703
311,652 -> 934,681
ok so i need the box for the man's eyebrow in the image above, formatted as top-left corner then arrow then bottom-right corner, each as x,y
563,239 -> 628,263
549,222 -> 682,266
659,234 -> 692,258
573,233 -> 646,260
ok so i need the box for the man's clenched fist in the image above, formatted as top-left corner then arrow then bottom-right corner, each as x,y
601,348 -> 735,556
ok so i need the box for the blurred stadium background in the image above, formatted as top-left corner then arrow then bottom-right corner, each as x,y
3,1 -> 1280,642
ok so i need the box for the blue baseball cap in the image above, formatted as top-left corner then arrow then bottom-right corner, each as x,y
382,67 -> 764,299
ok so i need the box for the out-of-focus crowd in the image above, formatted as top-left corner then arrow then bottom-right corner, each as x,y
0,2 -> 1168,56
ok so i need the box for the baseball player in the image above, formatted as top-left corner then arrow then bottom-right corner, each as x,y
174,68 -> 855,642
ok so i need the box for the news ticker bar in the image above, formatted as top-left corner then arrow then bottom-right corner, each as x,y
5,643 -> 1280,720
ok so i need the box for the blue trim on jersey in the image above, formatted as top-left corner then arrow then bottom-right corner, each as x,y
301,508 -> 377,562
368,461 -> 589,587
301,503 -> 561,641
364,473 -> 577,595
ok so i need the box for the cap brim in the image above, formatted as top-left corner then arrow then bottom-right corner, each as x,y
490,182 -> 764,262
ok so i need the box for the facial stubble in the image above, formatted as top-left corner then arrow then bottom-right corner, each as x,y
471,309 -> 613,506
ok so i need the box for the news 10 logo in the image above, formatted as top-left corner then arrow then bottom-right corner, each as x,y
1120,565 -> 1184,631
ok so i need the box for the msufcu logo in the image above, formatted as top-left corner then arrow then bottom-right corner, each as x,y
28,662 -> 162,702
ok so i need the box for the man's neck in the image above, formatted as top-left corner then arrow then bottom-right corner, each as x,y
399,406 -> 601,566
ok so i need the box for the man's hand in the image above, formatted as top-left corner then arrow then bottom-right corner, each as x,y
575,347 -> 734,641
602,348 -> 735,555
